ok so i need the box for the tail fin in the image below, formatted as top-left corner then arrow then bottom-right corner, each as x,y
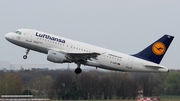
133,34 -> 174,64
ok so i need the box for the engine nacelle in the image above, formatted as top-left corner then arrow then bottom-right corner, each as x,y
47,50 -> 67,63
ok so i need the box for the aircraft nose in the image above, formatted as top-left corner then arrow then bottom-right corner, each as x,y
5,33 -> 12,41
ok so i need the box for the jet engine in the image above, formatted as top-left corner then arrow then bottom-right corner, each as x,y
47,50 -> 67,63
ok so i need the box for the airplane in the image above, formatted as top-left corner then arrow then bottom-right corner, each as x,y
5,29 -> 174,74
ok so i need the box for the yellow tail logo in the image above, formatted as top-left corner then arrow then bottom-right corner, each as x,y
152,42 -> 166,55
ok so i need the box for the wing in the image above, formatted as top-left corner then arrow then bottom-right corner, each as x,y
49,48 -> 101,62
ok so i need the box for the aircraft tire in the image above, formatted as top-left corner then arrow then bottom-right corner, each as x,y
75,68 -> 82,74
23,55 -> 27,59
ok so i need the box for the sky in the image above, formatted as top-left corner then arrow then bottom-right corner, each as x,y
0,0 -> 180,70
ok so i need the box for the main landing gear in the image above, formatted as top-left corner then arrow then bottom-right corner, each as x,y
75,63 -> 82,74
23,49 -> 30,59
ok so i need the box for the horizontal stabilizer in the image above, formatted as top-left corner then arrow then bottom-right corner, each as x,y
143,64 -> 165,69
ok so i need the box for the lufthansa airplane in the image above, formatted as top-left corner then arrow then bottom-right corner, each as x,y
5,29 -> 174,74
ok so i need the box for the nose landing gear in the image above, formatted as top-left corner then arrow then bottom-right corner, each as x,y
23,49 -> 30,59
23,55 -> 27,59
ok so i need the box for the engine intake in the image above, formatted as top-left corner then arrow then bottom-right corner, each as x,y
47,50 -> 67,63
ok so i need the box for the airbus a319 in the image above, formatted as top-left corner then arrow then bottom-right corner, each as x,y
5,29 -> 174,74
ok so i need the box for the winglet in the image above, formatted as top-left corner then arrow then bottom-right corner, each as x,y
132,34 -> 174,64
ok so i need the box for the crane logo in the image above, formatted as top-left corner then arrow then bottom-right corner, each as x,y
152,42 -> 166,55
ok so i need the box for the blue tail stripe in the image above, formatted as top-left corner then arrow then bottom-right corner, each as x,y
132,34 -> 174,64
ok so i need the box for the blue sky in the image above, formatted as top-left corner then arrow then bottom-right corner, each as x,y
1,0 -> 180,69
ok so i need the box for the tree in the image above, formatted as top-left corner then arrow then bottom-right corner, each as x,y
78,73 -> 92,99
23,89 -> 32,95
100,76 -> 114,99
119,73 -> 137,99
44,75 -> 54,99
134,73 -> 162,97
29,74 -> 54,97
53,70 -> 73,100
69,82 -> 82,100
164,72 -> 180,95
0,73 -> 23,95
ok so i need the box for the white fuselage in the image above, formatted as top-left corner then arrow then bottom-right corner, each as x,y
5,29 -> 169,72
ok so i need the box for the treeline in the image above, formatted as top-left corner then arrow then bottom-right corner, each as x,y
0,69 -> 180,100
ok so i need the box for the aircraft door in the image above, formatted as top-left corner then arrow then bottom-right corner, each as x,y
26,31 -> 34,42
126,57 -> 134,69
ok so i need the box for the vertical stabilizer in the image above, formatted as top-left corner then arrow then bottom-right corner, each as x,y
133,35 -> 174,64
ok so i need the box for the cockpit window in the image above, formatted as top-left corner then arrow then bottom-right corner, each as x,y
14,31 -> 22,35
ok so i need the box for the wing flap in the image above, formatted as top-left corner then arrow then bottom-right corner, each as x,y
68,52 -> 101,61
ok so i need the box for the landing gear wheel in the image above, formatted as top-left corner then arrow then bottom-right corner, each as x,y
23,55 -> 27,59
75,68 -> 82,74
23,49 -> 30,59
